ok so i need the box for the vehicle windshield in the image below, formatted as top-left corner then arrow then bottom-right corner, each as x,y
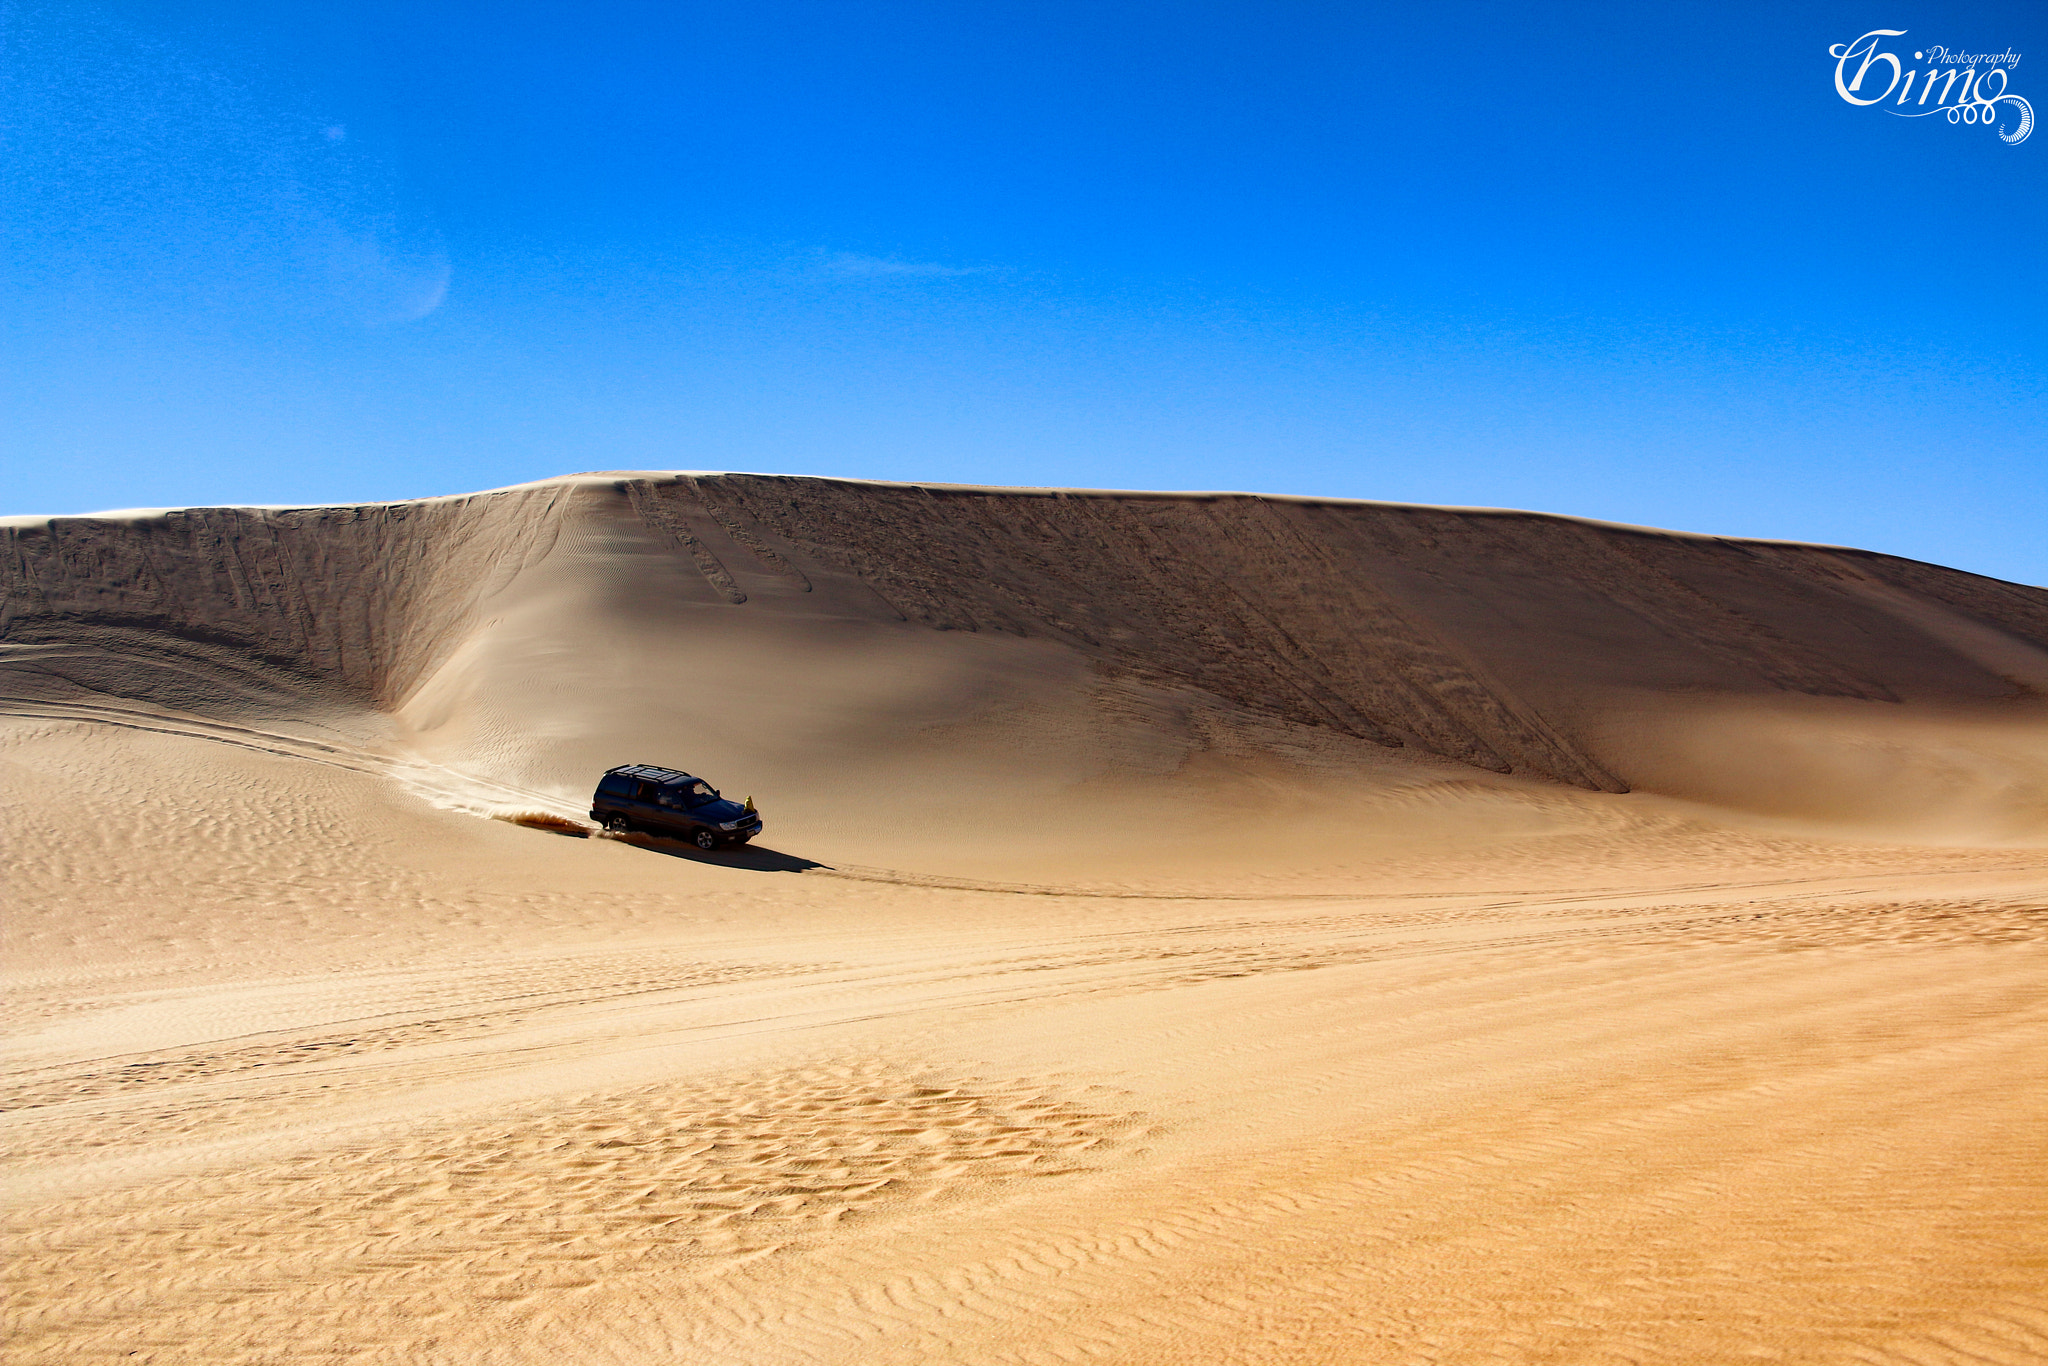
677,780 -> 718,806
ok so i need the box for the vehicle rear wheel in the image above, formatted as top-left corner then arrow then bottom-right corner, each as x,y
604,813 -> 631,833
692,828 -> 720,851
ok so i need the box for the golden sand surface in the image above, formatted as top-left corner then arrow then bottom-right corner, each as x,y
5,474 -> 2046,1364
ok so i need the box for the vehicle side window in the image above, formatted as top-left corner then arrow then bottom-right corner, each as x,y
598,774 -> 633,797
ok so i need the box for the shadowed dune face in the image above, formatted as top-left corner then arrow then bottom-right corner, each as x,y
4,473 -> 2046,856
0,489 -> 570,718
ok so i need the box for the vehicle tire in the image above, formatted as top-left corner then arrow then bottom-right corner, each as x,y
604,813 -> 631,833
692,828 -> 720,851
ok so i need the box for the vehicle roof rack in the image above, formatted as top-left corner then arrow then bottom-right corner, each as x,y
605,763 -> 696,784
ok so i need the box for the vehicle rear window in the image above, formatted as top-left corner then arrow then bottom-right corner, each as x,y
597,774 -> 634,796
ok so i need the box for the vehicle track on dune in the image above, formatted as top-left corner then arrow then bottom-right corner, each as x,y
0,696 -> 580,821
25,691 -> 2034,910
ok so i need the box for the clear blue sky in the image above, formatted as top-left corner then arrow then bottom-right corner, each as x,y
4,1 -> 2043,583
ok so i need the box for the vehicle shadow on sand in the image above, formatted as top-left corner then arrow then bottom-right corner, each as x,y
608,833 -> 828,873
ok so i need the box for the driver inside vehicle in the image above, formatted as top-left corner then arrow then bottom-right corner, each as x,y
660,780 -> 717,808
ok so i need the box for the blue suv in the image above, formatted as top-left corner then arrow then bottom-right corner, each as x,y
591,765 -> 764,849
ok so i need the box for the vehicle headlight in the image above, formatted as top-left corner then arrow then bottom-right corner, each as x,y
719,820 -> 742,830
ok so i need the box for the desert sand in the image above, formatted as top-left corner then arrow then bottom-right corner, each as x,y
4,472 -> 2046,1364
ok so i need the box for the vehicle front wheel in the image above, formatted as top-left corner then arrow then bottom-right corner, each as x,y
692,828 -> 721,851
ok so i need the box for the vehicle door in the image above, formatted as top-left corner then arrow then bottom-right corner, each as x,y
617,779 -> 659,830
651,782 -> 699,835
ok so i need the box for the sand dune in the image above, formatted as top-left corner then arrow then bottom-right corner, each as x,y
5,474 -> 2046,1363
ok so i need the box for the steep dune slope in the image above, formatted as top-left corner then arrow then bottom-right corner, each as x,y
0,485 -> 570,722
6,472 -> 2047,864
